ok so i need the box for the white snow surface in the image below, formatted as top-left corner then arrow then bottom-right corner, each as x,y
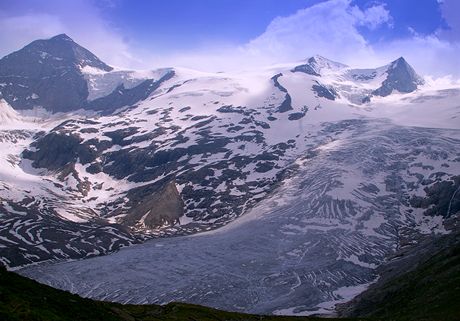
82,67 -> 172,100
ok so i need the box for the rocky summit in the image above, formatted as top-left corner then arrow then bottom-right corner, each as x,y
1,35 -> 459,316
0,34 -> 173,113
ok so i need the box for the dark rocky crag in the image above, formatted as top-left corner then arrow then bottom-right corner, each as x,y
0,34 -> 111,112
122,180 -> 185,229
0,34 -> 173,114
373,57 -> 425,97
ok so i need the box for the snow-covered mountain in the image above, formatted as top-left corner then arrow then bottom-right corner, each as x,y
0,34 -> 173,113
1,35 -> 459,315
291,55 -> 426,104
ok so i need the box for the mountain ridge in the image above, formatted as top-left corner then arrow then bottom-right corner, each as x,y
0,35 -> 426,114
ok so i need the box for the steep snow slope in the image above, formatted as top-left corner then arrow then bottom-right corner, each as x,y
82,65 -> 173,101
292,56 -> 426,105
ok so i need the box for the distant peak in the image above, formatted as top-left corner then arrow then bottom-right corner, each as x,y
292,55 -> 347,76
8,33 -> 114,72
387,57 -> 420,75
372,56 -> 424,97
307,55 -> 348,70
390,56 -> 409,67
307,55 -> 329,63
49,34 -> 74,42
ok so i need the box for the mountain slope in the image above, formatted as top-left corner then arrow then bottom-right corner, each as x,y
18,119 -> 460,315
338,230 -> 460,320
3,63 -> 458,269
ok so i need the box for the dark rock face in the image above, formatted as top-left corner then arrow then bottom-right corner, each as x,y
292,63 -> 320,76
271,73 -> 287,93
288,112 -> 305,121
337,230 -> 460,320
0,34 -> 174,114
373,57 -> 424,97
352,71 -> 377,81
410,175 -> 460,218
312,82 -> 339,100
23,128 -> 109,170
291,56 -> 323,76
23,133 -> 84,170
0,34 -> 112,113
123,181 -> 184,229
271,73 -> 293,113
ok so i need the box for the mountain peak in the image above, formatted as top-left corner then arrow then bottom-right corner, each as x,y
389,56 -> 410,69
0,34 -> 113,112
307,55 -> 325,63
4,34 -> 114,72
49,33 -> 74,42
293,55 -> 347,76
307,55 -> 348,69
373,57 -> 424,97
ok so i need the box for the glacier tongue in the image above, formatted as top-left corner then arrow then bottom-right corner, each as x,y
19,119 -> 460,315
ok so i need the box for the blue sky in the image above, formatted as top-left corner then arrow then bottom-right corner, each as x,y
0,0 -> 458,77
99,0 -> 327,52
100,0 -> 448,50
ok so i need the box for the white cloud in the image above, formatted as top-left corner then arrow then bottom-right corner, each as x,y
350,3 -> 393,30
152,0 -> 393,72
244,0 -> 392,67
